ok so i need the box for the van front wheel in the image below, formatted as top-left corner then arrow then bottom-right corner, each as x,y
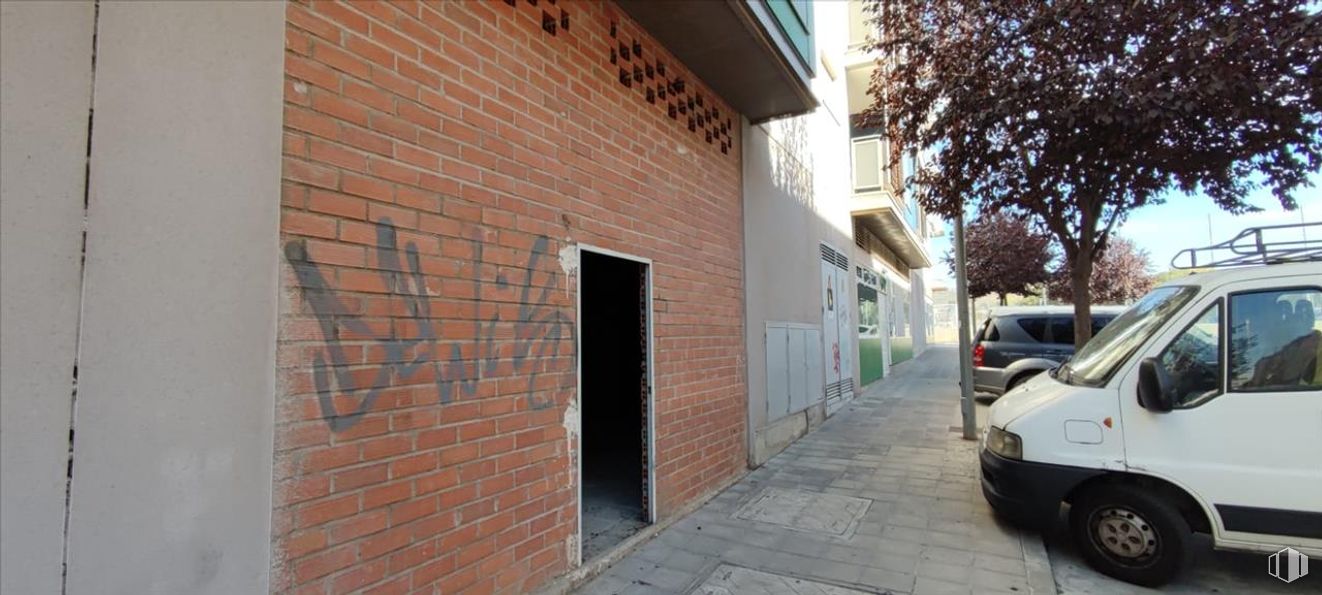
1069,484 -> 1192,587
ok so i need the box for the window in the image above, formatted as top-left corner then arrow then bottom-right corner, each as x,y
1050,317 -> 1075,345
1017,317 -> 1048,342
851,137 -> 881,191
987,322 -> 1001,342
1229,288 -> 1322,391
1158,303 -> 1222,407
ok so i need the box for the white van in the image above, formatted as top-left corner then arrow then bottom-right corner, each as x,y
980,251 -> 1321,586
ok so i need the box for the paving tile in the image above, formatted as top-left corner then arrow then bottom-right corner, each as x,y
858,567 -> 916,593
733,487 -> 872,538
912,576 -> 973,595
692,564 -> 872,595
972,553 -> 1025,577
577,349 -> 1050,595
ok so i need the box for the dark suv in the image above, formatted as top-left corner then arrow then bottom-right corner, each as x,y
972,306 -> 1124,396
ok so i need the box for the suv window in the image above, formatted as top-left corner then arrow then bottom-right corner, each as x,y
1159,303 -> 1222,407
1229,288 -> 1322,391
1048,315 -> 1114,345
1050,317 -> 1073,345
1016,317 -> 1048,342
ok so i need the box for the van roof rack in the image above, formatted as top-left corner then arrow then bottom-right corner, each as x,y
1170,221 -> 1322,270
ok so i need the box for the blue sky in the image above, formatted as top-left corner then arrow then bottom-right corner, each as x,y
927,173 -> 1322,287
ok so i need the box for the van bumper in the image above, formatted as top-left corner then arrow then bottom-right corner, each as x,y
979,448 -> 1103,529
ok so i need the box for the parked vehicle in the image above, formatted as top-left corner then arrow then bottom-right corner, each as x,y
980,223 -> 1322,587
972,305 -> 1125,397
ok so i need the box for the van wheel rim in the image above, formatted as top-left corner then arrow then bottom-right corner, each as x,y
1091,507 -> 1158,561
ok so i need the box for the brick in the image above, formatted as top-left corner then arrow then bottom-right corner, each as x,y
359,525 -> 412,560
332,462 -> 389,492
283,210 -> 339,240
341,171 -> 391,202
309,138 -> 369,172
285,105 -> 339,140
285,529 -> 328,559
307,189 -> 368,220
388,451 -> 437,479
363,481 -> 413,510
369,21 -> 420,60
368,157 -> 420,186
343,78 -> 395,113
316,1 -> 371,35
390,495 -> 438,525
311,92 -> 372,128
330,558 -> 387,594
287,54 -> 341,92
328,509 -> 388,544
292,544 -> 357,583
296,494 -> 361,528
340,126 -> 395,157
312,40 -> 372,80
284,159 -> 340,190
287,3 -> 342,42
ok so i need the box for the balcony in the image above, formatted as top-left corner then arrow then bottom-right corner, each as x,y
850,135 -> 931,269
617,0 -> 817,122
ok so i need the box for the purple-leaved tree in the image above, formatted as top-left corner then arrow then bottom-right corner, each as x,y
864,0 -> 1321,347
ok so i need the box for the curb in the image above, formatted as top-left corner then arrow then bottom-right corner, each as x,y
1021,529 -> 1058,595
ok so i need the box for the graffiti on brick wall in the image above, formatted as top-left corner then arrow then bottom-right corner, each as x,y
284,218 -> 572,432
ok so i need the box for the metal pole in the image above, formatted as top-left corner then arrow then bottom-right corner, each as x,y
954,210 -> 977,440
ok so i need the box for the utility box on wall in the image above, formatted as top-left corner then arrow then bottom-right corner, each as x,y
765,322 -> 824,421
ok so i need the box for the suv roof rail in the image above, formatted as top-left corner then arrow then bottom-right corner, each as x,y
1171,221 -> 1322,270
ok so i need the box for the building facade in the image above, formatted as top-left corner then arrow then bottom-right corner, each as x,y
1,1 -> 813,594
740,0 -> 941,469
844,0 -> 939,375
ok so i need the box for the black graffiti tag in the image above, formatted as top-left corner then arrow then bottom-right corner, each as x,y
284,218 -> 572,432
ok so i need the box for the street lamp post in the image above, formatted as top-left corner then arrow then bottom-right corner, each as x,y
954,210 -> 977,440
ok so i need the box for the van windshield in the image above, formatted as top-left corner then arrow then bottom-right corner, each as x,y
1060,286 -> 1200,387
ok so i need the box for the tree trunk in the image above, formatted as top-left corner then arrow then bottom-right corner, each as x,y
1071,250 -> 1095,349
998,293 -> 1007,306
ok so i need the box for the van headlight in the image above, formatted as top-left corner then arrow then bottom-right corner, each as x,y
986,426 -> 1022,460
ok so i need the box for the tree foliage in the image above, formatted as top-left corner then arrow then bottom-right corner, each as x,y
1047,236 -> 1155,304
864,0 -> 1322,347
945,212 -> 1053,305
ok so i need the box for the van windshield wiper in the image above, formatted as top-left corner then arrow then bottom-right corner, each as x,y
1056,363 -> 1075,385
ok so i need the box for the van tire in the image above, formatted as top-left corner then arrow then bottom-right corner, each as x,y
1069,484 -> 1192,587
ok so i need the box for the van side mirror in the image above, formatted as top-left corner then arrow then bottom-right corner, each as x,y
1137,357 -> 1174,413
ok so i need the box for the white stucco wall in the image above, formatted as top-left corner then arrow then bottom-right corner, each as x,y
0,3 -> 97,594
742,0 -> 855,465
59,3 -> 286,593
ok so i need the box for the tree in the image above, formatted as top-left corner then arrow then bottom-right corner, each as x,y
944,212 -> 1052,305
1047,236 -> 1155,304
864,1 -> 1321,348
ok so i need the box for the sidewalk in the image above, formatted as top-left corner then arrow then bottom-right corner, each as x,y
577,346 -> 1054,594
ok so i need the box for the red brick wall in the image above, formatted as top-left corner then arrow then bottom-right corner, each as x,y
274,1 -> 746,592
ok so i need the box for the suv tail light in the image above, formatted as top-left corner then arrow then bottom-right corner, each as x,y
973,343 -> 985,367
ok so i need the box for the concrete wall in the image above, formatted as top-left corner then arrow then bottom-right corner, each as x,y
0,3 -> 97,593
60,3 -> 286,593
742,0 -> 855,466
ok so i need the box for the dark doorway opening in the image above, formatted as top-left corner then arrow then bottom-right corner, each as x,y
579,250 -> 649,562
